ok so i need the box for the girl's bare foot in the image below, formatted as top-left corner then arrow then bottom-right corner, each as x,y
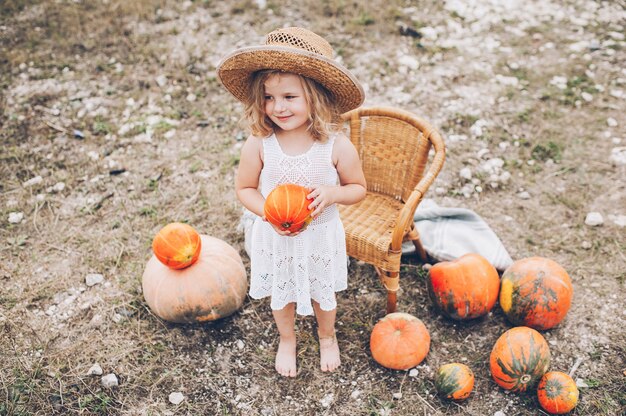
275,336 -> 297,377
319,333 -> 340,372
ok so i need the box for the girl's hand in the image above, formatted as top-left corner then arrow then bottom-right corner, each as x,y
307,185 -> 337,219
262,216 -> 305,237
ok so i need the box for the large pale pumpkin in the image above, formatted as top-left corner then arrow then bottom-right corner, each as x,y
142,235 -> 248,323
264,184 -> 313,232
435,363 -> 475,400
370,312 -> 430,370
152,222 -> 201,270
500,257 -> 573,330
428,253 -> 500,320
490,326 -> 551,393
537,371 -> 579,414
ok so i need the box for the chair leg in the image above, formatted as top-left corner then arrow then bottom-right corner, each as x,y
407,226 -> 428,262
375,267 -> 399,314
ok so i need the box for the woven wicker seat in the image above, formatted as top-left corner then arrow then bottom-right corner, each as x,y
339,107 -> 446,314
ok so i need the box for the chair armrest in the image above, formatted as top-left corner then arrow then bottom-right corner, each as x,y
390,133 -> 446,251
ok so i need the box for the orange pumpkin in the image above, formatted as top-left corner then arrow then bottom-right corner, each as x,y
264,184 -> 313,232
537,371 -> 579,414
152,223 -> 202,270
142,235 -> 248,323
428,253 -> 500,320
435,363 -> 475,400
490,326 -> 551,393
370,312 -> 430,370
500,257 -> 573,330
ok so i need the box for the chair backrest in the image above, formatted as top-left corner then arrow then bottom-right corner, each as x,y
342,107 -> 445,203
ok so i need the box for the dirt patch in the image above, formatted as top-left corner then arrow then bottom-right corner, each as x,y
1,0 -> 624,415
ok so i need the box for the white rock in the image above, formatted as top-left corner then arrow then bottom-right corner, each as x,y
607,117 -> 618,127
85,273 -> 105,286
236,340 -> 245,350
398,55 -> 419,70
610,147 -> 626,165
8,212 -> 24,224
169,392 -> 185,405
549,76 -> 567,90
494,411 -> 506,416
87,363 -> 103,375
409,368 -> 419,377
186,93 -> 197,102
581,92 -> 593,102
320,393 -> 334,408
350,389 -> 361,399
575,378 -> 589,388
581,241 -> 592,250
164,129 -> 176,139
495,74 -> 518,86
254,0 -> 267,9
23,176 -> 43,187
609,89 -> 623,99
87,151 -> 99,161
155,75 -> 168,87
50,182 -> 66,193
101,373 -> 119,388
518,191 -> 531,200
584,212 -> 603,226
608,214 -> 626,227
470,119 -> 488,137
392,392 -> 403,399
459,167 -> 472,180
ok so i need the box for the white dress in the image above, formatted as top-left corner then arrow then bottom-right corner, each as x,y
249,132 -> 348,316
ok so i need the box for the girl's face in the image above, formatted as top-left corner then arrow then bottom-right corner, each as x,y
263,73 -> 310,133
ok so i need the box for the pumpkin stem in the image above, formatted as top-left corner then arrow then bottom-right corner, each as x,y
520,374 -> 532,384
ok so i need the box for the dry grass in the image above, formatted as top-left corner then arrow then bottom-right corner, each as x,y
1,0 -> 625,415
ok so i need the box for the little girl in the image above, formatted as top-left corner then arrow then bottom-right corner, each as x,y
217,27 -> 366,377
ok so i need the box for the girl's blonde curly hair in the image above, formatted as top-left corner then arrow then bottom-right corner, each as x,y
243,70 -> 340,142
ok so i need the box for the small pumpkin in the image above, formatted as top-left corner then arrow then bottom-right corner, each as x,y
490,326 -> 551,393
264,183 -> 313,232
142,235 -> 248,323
428,253 -> 500,320
537,371 -> 579,414
370,312 -> 430,370
435,363 -> 475,400
152,222 -> 202,270
500,257 -> 573,330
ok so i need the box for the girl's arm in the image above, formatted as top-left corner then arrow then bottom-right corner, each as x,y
307,134 -> 366,218
235,135 -> 265,217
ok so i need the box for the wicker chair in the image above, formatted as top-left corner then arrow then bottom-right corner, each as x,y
339,107 -> 446,314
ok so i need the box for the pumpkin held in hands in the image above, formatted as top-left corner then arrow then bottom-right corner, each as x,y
264,184 -> 313,232
152,222 -> 201,270
428,253 -> 500,320
490,326 -> 551,393
142,227 -> 248,323
500,257 -> 573,330
537,371 -> 579,414
435,363 -> 475,401
370,312 -> 430,370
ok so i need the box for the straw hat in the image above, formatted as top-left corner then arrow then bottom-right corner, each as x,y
217,27 -> 364,114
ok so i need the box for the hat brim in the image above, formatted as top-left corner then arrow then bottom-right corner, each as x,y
217,46 -> 364,114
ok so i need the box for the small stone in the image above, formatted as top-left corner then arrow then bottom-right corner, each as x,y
86,273 -> 105,286
459,167 -> 472,180
169,392 -> 185,405
610,147 -> 626,165
320,393 -> 334,408
494,412 -> 506,416
584,212 -> 603,226
581,92 -> 593,102
8,212 -> 24,224
581,241 -> 592,250
608,214 -> 626,227
575,378 -> 589,388
422,264 -> 432,271
392,392 -> 403,399
186,93 -> 197,102
350,390 -> 361,399
23,176 -> 43,187
398,55 -> 419,70
155,75 -> 168,87
518,191 -> 531,200
607,117 -> 618,127
87,363 -> 103,376
409,369 -> 419,377
236,340 -> 245,350
101,373 -> 119,388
